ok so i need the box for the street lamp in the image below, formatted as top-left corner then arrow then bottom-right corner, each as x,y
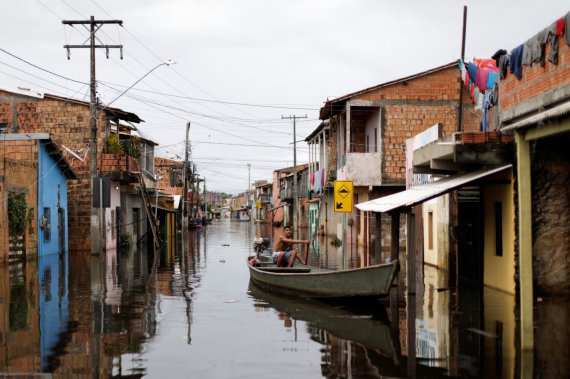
105,59 -> 176,108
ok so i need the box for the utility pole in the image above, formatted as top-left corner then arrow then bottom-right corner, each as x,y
182,122 -> 191,228
247,163 -> 251,214
457,6 -> 467,133
282,115 -> 307,232
63,16 -> 123,254
203,177 -> 207,219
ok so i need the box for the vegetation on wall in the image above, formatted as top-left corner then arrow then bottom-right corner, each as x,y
105,133 -> 122,155
119,233 -> 131,255
121,137 -> 142,159
9,285 -> 28,330
330,236 -> 342,248
8,192 -> 29,236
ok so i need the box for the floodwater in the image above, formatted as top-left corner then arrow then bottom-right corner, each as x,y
0,219 -> 569,378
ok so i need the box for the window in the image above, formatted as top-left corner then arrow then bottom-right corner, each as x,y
374,128 -> 378,152
428,211 -> 433,250
42,207 -> 51,241
366,134 -> 370,153
132,208 -> 140,241
495,202 -> 503,256
111,210 -> 115,239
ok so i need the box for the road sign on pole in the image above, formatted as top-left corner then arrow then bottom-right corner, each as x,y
333,180 -> 353,213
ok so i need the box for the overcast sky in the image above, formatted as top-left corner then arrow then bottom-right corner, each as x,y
1,1 -> 568,194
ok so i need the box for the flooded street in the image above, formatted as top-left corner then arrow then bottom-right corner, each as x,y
1,219 -> 569,378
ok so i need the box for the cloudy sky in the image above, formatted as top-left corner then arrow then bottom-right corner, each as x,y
1,1 -> 567,194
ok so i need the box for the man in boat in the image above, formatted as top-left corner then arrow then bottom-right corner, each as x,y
272,225 -> 310,267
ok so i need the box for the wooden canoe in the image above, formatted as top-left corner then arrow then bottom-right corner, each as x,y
247,257 -> 399,299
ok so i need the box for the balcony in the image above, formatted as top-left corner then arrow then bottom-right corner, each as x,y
412,131 -> 514,174
337,152 -> 382,186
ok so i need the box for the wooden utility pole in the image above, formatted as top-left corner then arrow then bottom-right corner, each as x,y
182,122 -> 191,227
281,115 -> 307,231
63,16 -> 123,253
457,6 -> 467,133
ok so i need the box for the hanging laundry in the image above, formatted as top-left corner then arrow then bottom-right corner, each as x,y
475,91 -> 484,112
556,17 -> 565,36
548,33 -> 560,65
476,67 -> 489,92
498,54 -> 510,80
474,58 -> 498,73
486,71 -> 499,90
491,49 -> 507,68
467,62 -> 478,84
548,18 -> 565,65
314,169 -> 322,196
510,44 -> 524,80
488,83 -> 499,107
459,59 -> 468,84
481,91 -> 492,132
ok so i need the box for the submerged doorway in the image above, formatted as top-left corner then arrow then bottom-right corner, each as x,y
457,188 -> 483,285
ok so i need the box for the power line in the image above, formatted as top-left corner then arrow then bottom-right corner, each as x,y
0,47 -> 319,127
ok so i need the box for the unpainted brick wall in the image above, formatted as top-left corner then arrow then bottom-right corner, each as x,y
0,92 -> 110,254
500,37 -> 570,112
348,66 -> 481,184
0,140 -> 38,261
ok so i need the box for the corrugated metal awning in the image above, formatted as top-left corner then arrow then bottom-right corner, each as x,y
355,164 -> 512,213
501,100 -> 570,132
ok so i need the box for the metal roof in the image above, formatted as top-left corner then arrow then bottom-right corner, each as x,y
501,100 -> 570,132
355,164 -> 512,213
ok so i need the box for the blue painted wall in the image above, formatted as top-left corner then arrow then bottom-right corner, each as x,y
37,141 -> 69,257
37,140 -> 70,370
38,252 -> 69,371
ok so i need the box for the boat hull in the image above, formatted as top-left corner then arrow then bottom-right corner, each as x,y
248,259 -> 399,299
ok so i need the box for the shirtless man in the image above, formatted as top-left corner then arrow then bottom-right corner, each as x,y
272,225 -> 310,267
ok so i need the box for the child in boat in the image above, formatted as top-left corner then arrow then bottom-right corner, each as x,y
272,225 -> 309,267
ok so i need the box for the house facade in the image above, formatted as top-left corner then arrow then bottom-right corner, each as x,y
0,86 -> 162,255
496,12 -> 570,354
272,164 -> 308,228
0,134 -> 75,262
254,181 -> 272,223
310,61 -> 482,266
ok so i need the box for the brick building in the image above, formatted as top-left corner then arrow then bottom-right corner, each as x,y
496,12 -> 570,360
0,86 -> 154,255
0,134 -> 75,262
309,61 -> 481,265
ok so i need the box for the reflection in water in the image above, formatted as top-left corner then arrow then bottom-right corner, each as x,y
0,220 -> 568,377
249,282 -> 400,378
0,260 -> 39,374
39,252 -> 68,372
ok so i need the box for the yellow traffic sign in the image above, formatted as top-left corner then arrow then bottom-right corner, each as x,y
333,180 -> 353,213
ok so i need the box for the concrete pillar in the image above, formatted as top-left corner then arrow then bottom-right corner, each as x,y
515,132 -> 534,358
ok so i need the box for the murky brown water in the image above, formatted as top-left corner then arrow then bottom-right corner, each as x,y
0,219 -> 568,378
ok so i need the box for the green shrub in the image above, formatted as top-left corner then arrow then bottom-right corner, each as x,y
8,192 -> 28,236
121,137 -> 142,159
120,233 -> 131,255
106,133 -> 122,154
330,237 -> 342,248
